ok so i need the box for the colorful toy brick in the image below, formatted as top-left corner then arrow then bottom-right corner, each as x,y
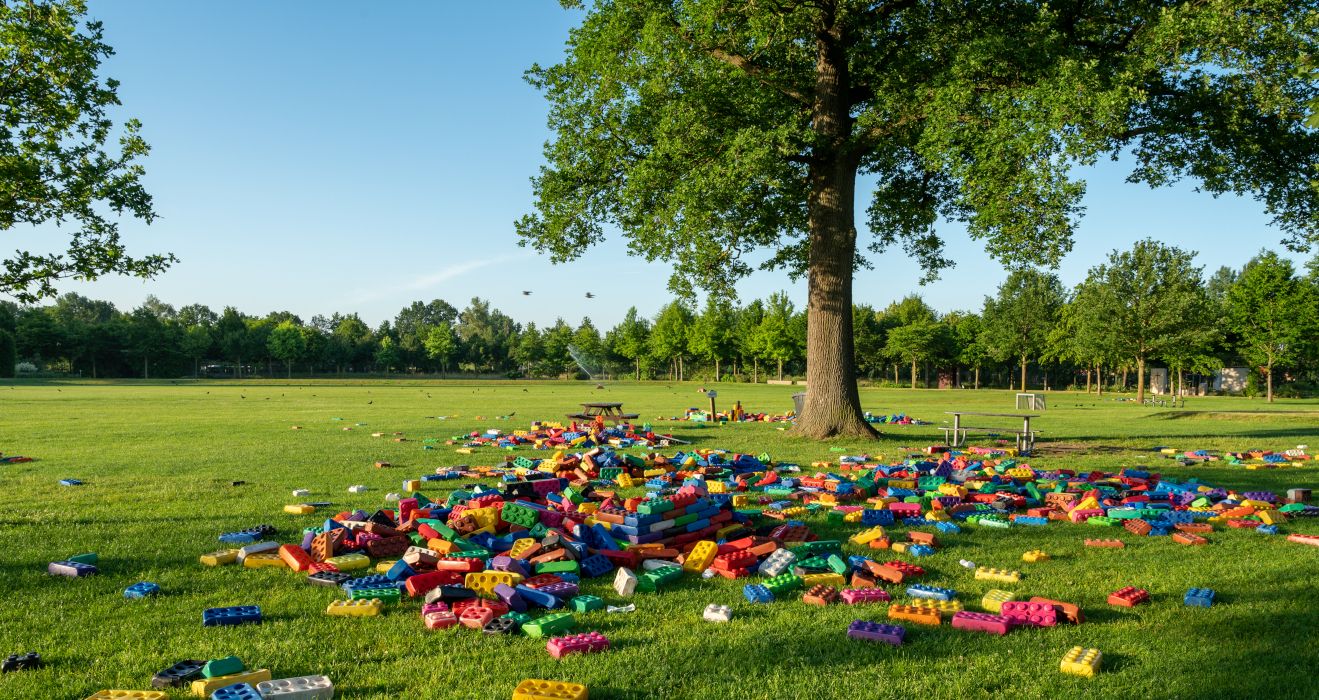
255,675 -> 334,700
1183,587 -> 1215,608
202,606 -> 262,626
459,606 -> 496,629
307,571 -> 352,587
466,571 -> 524,598
424,610 -> 458,630
951,611 -> 1011,635
124,581 -> 160,599
906,584 -> 955,601
974,566 -> 1021,583
743,584 -> 774,604
888,603 -> 941,626
999,601 -> 1057,627
757,549 -> 797,577
1060,646 -> 1101,677
846,620 -> 905,645
569,595 -> 604,613
48,560 -> 98,577
802,585 -> 839,606
1287,533 -> 1319,547
200,548 -> 240,566
324,553 -> 370,571
151,659 -> 204,688
981,589 -> 1016,613
522,611 -> 576,638
1172,531 -> 1208,546
1028,597 -> 1084,625
210,683 -> 262,700
189,669 -> 272,697
202,656 -> 245,679
512,679 -> 588,700
242,551 -> 286,569
327,598 -> 383,617
546,631 -> 609,658
350,586 -> 401,603
1022,550 -> 1049,563
683,540 -> 718,573
85,692 -> 167,700
1107,586 -> 1150,607
2,652 -> 43,673
1084,539 -> 1125,549
839,588 -> 891,605
908,598 -> 963,614
763,573 -> 804,596
703,603 -> 732,622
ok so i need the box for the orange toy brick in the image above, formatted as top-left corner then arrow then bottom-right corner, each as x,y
1172,532 -> 1208,546
1029,597 -> 1084,624
1174,523 -> 1213,534
1122,519 -> 1151,536
1107,586 -> 1149,607
887,603 -> 941,626
278,544 -> 312,572
802,585 -> 839,606
1084,538 -> 1125,549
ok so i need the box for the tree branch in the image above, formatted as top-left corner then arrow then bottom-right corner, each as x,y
704,45 -> 811,105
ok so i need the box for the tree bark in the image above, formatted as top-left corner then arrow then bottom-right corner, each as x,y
1085,368 -> 1091,394
792,17 -> 875,439
777,358 -> 784,381
1266,362 -> 1273,403
974,366 -> 980,390
1136,356 -> 1146,404
1019,356 -> 1027,392
910,359 -> 917,389
1096,363 -> 1103,396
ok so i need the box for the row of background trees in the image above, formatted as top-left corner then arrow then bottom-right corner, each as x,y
2,242 -> 1317,401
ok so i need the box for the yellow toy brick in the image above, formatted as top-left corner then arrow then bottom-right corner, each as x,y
404,479 -> 422,492
1022,550 -> 1050,563
243,552 -> 287,569
803,573 -> 846,588
465,507 -> 499,530
284,504 -> 316,515
456,448 -> 473,455
466,571 -> 524,597
86,692 -> 167,700
324,553 -> 369,571
849,526 -> 887,546
909,598 -> 963,614
1060,647 -> 1101,678
981,589 -> 1016,613
779,506 -> 807,518
683,541 -> 718,573
643,468 -> 666,478
938,483 -> 966,497
706,480 -> 727,493
1240,499 -> 1272,509
191,669 -> 272,696
816,493 -> 838,506
375,560 -> 398,573
715,523 -> 744,540
924,510 -> 951,522
1257,509 -> 1285,525
1073,496 -> 1100,512
974,566 -> 1021,583
843,510 -> 863,523
327,598 -> 383,617
889,479 -> 916,489
891,542 -> 910,553
731,495 -> 748,507
509,538 -> 537,559
199,549 -> 239,566
616,474 -> 635,488
513,679 -> 588,700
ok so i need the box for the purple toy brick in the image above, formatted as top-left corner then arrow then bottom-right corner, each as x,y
494,583 -> 527,612
846,620 -> 905,645
538,581 -> 579,599
950,611 -> 1011,635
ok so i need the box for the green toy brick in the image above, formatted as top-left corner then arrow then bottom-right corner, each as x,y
763,573 -> 804,596
522,611 -> 575,638
201,656 -> 244,679
536,560 -> 580,575
569,595 -> 604,613
350,587 -> 401,603
68,553 -> 98,565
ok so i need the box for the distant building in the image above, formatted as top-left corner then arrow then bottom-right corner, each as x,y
1214,367 -> 1249,394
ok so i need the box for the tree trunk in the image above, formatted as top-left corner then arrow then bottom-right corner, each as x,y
777,359 -> 784,381
1085,368 -> 1091,394
974,366 -> 980,390
679,356 -> 685,382
892,364 -> 898,384
1266,362 -> 1273,403
1096,363 -> 1103,396
910,359 -> 917,389
753,358 -> 759,384
143,356 -> 149,379
1019,356 -> 1027,392
1136,356 -> 1146,404
635,358 -> 640,381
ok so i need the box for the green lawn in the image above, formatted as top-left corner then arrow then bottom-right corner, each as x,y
1,380 -> 1316,700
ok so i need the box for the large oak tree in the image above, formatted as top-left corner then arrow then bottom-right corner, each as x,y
518,0 -> 1319,438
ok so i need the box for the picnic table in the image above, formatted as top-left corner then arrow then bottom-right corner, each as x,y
566,402 -> 639,422
942,411 -> 1040,453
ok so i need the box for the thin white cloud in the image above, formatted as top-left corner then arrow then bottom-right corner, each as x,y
348,254 -> 520,304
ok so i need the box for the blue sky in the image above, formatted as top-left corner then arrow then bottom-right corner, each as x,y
34,1 -> 1310,328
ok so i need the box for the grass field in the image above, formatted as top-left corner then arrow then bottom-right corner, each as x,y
1,380 -> 1317,700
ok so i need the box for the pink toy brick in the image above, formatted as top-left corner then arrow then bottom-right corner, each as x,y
999,601 -> 1058,627
840,588 -> 892,605
950,611 -> 1011,635
546,631 -> 610,659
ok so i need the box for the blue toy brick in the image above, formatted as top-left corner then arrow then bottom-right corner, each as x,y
1256,524 -> 1279,535
579,554 -> 614,578
514,584 -> 563,609
1148,526 -> 1171,536
58,478 -> 84,486
906,584 -> 955,601
902,517 -> 927,527
861,509 -> 894,526
743,584 -> 775,604
908,544 -> 935,557
48,560 -> 98,577
935,522 -> 962,534
1184,587 -> 1216,608
218,532 -> 257,545
1012,515 -> 1048,526
124,581 -> 161,599
211,682 -> 263,700
202,606 -> 262,627
847,555 -> 874,569
385,560 -> 416,582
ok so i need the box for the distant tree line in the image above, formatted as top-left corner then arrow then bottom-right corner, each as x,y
2,243 -> 1316,400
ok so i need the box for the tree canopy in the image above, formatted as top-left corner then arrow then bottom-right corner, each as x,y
1,0 -> 171,302
519,0 -> 1318,436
